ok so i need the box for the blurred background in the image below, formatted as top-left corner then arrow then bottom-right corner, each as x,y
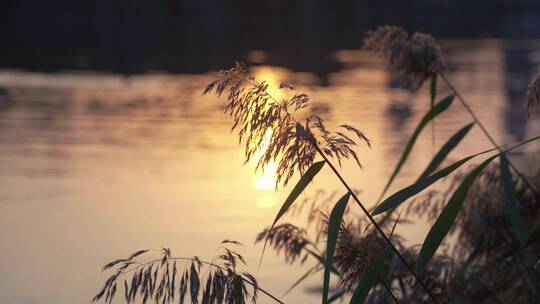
1,1 -> 540,303
2,0 -> 540,75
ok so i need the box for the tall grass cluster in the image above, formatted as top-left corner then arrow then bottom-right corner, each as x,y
94,26 -> 540,303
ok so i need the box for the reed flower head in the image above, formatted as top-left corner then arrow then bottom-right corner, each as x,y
527,69 -> 540,114
363,26 -> 446,90
94,242 -> 259,304
255,223 -> 313,264
204,63 -> 369,186
333,224 -> 385,291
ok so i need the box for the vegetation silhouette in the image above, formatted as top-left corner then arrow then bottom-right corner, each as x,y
94,26 -> 540,304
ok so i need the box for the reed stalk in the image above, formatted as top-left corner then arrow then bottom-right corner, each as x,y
439,72 -> 538,197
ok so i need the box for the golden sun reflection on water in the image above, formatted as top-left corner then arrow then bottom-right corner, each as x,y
252,130 -> 278,191
250,67 -> 288,207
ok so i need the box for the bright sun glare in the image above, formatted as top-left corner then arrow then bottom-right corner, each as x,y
253,128 -> 278,190
251,67 -> 287,206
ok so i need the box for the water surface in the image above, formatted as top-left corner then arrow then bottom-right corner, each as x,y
1,39 -> 540,303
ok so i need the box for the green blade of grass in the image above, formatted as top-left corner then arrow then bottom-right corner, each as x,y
373,134 -> 540,216
417,123 -> 474,180
377,95 -> 454,202
373,152 -> 486,216
348,249 -> 389,304
328,290 -> 347,303
415,154 -> 497,273
415,135 -> 540,271
322,193 -> 350,304
376,123 -> 474,226
500,154 -> 527,245
271,160 -> 326,227
259,160 -> 325,267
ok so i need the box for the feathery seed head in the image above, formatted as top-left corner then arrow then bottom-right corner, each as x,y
94,242 -> 259,304
363,26 -> 446,90
204,63 -> 369,186
334,225 -> 385,291
255,223 -> 312,264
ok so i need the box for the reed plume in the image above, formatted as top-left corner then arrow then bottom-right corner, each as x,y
93,242 -> 271,304
203,62 -> 369,186
363,25 -> 446,90
333,223 -> 386,291
255,224 -> 313,264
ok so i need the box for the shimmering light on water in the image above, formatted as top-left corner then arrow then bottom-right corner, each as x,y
251,67 -> 284,192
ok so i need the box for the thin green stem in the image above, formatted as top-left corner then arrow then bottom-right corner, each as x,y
378,276 -> 399,303
430,74 -> 437,157
313,144 -> 440,304
439,72 -> 538,197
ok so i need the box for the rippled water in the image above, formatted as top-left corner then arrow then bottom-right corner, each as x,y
1,39 -> 540,303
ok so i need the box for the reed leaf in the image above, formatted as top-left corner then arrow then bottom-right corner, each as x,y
322,193 -> 351,304
373,151 -> 488,216
271,161 -> 326,227
377,95 -> 454,202
373,134 -> 540,216
260,161 -> 325,266
328,289 -> 347,303
414,135 -> 540,272
348,249 -> 389,304
415,154 -> 497,273
417,122 -> 474,180
500,154 -> 527,245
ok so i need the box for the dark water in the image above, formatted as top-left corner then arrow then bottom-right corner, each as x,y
0,39 -> 539,303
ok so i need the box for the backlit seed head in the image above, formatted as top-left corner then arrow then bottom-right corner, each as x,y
94,242 -> 258,304
204,63 -> 369,186
363,26 -> 446,90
